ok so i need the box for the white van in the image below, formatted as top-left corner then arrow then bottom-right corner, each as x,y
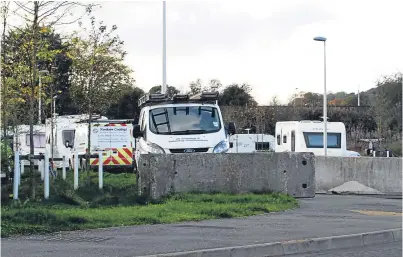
14,124 -> 46,166
274,120 -> 358,157
228,134 -> 275,153
132,92 -> 236,167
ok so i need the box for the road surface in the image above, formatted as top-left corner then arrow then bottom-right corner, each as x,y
1,195 -> 401,257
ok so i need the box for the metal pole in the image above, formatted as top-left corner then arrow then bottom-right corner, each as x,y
38,75 -> 41,124
99,152 -> 103,189
323,41 -> 328,157
44,152 -> 49,199
74,152 -> 79,190
62,156 -> 66,180
13,151 -> 19,200
161,0 -> 167,95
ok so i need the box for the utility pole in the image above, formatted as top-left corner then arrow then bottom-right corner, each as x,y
161,0 -> 167,95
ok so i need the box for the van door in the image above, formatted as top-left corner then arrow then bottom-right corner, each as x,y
109,124 -> 133,167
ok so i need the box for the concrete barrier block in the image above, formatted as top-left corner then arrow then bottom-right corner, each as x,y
329,234 -> 363,249
230,242 -> 284,257
315,156 -> 402,194
137,153 -> 315,200
281,238 -> 331,255
363,230 -> 395,245
393,229 -> 402,241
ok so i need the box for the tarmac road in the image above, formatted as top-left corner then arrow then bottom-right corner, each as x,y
1,195 -> 401,257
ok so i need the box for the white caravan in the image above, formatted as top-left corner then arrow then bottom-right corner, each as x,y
132,92 -> 236,168
45,114 -> 108,168
13,125 -> 46,166
228,134 -> 275,153
275,121 -> 353,157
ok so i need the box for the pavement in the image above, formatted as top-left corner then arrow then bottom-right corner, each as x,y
1,195 -> 402,257
288,241 -> 402,257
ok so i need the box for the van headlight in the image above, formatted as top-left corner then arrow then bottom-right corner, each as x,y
213,140 -> 229,153
146,142 -> 165,154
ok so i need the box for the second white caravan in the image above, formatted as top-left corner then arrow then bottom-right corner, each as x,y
274,120 -> 357,157
228,134 -> 275,153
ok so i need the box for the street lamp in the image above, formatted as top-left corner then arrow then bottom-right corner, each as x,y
313,36 -> 328,157
38,69 -> 49,124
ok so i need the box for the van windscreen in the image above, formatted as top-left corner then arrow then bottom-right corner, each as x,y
149,106 -> 221,135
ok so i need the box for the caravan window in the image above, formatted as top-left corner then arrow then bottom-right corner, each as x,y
62,130 -> 75,147
303,132 -> 341,148
25,133 -> 46,148
255,142 -> 270,150
276,135 -> 280,145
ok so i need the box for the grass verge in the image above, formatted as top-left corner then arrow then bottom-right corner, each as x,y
1,171 -> 298,237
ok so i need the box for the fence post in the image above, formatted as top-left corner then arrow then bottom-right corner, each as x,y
13,151 -> 20,200
44,153 -> 49,199
74,152 -> 79,190
99,152 -> 103,189
62,156 -> 67,180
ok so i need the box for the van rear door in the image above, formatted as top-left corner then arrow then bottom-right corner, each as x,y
90,123 -> 133,167
108,124 -> 133,167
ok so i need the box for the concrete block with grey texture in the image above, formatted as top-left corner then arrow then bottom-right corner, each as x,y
137,152 -> 315,199
315,156 -> 402,194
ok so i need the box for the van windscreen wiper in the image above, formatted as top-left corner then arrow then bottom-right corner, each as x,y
169,129 -> 207,135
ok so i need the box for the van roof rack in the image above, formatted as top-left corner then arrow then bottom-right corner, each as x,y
138,91 -> 219,107
93,119 -> 134,124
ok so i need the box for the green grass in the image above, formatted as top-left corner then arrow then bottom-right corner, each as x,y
1,171 -> 298,237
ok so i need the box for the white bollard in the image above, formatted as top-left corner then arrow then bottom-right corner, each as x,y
13,151 -> 20,200
74,152 -> 79,190
62,156 -> 67,180
20,160 -> 24,175
373,150 -> 376,157
99,153 -> 103,189
387,151 -> 390,157
39,159 -> 44,180
44,153 -> 49,199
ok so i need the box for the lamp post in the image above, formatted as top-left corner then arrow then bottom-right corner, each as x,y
313,36 -> 327,157
161,0 -> 167,95
38,70 -> 49,124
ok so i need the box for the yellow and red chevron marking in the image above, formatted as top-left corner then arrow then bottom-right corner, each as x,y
90,148 -> 133,166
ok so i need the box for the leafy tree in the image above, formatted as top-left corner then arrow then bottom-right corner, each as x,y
68,16 -> 135,170
6,1 -> 92,199
107,87 -> 144,120
149,85 -> 179,98
219,83 -> 257,106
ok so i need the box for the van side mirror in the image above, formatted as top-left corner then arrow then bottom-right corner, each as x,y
228,122 -> 236,135
133,124 -> 143,138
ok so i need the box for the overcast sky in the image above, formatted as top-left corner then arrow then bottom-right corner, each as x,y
6,0 -> 403,104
